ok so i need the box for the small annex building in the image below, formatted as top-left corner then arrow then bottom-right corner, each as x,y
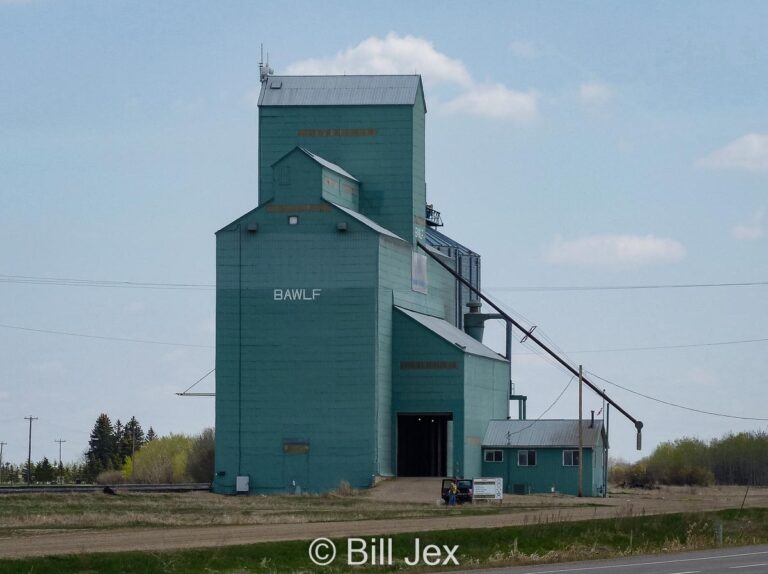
481,419 -> 607,497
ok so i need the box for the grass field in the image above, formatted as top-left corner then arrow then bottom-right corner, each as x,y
0,508 -> 766,573
0,490 -> 577,534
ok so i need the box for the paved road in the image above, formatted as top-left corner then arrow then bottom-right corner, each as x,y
460,545 -> 768,574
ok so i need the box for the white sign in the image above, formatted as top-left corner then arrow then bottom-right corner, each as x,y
274,288 -> 322,301
473,477 -> 503,500
411,252 -> 428,294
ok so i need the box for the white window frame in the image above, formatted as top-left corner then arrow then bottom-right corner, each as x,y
517,449 -> 536,466
563,449 -> 580,467
484,449 -> 503,463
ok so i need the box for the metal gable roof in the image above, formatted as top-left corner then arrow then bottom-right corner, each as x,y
258,75 -> 423,107
483,419 -> 604,449
330,203 -> 404,241
395,307 -> 508,362
298,147 -> 358,181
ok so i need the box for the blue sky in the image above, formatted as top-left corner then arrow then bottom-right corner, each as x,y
1,1 -> 766,465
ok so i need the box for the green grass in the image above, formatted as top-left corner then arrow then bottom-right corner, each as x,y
1,508 -> 766,573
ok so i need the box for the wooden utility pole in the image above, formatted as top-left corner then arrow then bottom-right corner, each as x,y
24,416 -> 38,485
55,439 -> 66,484
0,442 -> 6,483
578,365 -> 584,498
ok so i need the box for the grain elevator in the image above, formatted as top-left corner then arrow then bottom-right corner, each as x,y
213,74 -> 510,494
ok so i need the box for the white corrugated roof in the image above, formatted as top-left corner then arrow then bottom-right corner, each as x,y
299,147 -> 358,181
258,75 -> 423,107
331,203 -> 404,241
483,419 -> 604,448
396,307 -> 508,362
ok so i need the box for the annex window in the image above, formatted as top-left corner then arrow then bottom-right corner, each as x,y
484,449 -> 503,463
517,449 -> 536,466
563,449 -> 580,467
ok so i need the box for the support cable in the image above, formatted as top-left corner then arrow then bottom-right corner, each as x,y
417,241 -> 644,449
586,370 -> 768,421
176,368 -> 216,396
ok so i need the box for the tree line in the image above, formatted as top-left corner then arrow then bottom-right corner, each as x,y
0,413 -> 213,485
610,430 -> 768,487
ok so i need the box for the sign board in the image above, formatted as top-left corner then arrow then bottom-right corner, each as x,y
473,477 -> 503,501
411,252 -> 428,294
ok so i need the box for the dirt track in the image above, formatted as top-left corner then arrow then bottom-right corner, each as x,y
0,481 -> 765,559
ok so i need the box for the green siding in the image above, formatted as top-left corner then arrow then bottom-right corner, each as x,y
463,355 -> 509,479
391,310 -> 509,479
481,440 -> 605,497
214,204 -> 380,493
259,105 -> 422,244
391,310 -> 465,476
321,167 -> 359,211
215,76 -> 510,493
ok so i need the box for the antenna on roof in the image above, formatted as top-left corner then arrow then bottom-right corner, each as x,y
259,43 -> 274,83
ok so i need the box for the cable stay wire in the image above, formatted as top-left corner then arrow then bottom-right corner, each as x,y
0,323 -> 214,349
587,370 -> 768,421
482,291 -> 576,366
177,368 -> 216,395
519,338 -> 577,380
515,336 -> 768,356
0,274 -> 214,291
486,280 -> 768,293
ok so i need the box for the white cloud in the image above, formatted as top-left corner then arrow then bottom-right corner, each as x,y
285,33 -> 471,88
545,234 -> 687,268
698,133 -> 768,172
579,82 -> 614,108
732,207 -> 765,240
438,84 -> 538,121
282,33 -> 537,122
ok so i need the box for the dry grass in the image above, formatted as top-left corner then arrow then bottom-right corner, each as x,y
0,490 -> 507,534
1,482 -> 764,537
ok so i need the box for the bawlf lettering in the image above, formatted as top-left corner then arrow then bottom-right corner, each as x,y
273,288 -> 322,301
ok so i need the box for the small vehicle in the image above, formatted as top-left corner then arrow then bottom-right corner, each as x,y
441,478 -> 473,504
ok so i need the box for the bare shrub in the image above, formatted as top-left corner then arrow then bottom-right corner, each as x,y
336,480 -> 353,496
95,470 -> 125,485
186,428 -> 214,483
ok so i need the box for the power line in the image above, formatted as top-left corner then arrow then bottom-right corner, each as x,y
487,281 -> 768,293
515,336 -> 768,356
587,370 -> 768,421
0,274 -> 213,291
4,273 -> 766,294
505,375 -> 576,437
0,323 -> 214,349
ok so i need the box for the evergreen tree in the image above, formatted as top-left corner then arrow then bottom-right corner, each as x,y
146,427 -> 157,442
35,457 -> 55,482
21,461 -> 33,483
85,413 -> 119,480
119,416 -> 145,463
115,419 -> 124,450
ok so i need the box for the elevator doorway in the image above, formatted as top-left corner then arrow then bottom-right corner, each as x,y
397,413 -> 451,476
